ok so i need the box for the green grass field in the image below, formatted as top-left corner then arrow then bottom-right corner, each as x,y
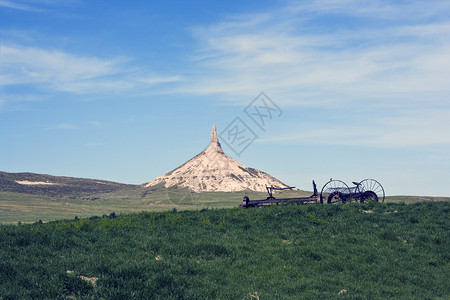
1,186 -> 449,224
0,201 -> 449,299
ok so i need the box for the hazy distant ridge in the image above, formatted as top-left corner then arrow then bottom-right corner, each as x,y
0,171 -> 137,197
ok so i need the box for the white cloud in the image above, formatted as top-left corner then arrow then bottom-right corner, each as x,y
0,0 -> 72,12
2,44 -> 125,89
139,75 -> 184,85
0,44 -> 182,97
286,0 -> 450,20
180,1 -> 450,110
0,0 -> 42,11
258,108 -> 450,148
54,123 -> 77,130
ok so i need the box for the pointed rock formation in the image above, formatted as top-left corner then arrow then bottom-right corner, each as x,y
144,124 -> 289,192
210,123 -> 220,147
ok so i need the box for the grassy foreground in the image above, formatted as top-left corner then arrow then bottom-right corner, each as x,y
1,201 -> 449,299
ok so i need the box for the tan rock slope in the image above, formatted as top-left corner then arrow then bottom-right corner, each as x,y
144,124 -> 289,192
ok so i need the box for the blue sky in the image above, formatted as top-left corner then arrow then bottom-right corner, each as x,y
1,0 -> 449,196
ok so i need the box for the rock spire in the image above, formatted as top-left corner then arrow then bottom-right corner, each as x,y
209,124 -> 221,149
144,124 -> 288,192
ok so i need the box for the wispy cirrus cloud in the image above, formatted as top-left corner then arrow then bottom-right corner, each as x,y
258,109 -> 450,148
0,43 -> 183,100
285,0 -> 450,19
53,123 -> 77,130
1,44 -> 125,86
181,0 -> 450,108
0,0 -> 42,11
0,0 -> 75,12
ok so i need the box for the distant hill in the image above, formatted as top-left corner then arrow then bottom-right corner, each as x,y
0,171 -> 137,198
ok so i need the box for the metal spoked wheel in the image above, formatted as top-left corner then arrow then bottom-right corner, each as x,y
357,179 -> 385,203
320,180 -> 350,204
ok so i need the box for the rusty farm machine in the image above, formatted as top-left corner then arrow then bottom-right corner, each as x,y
241,179 -> 385,208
